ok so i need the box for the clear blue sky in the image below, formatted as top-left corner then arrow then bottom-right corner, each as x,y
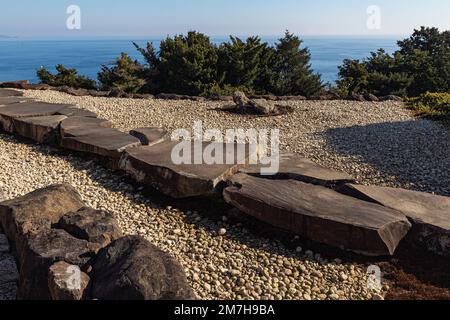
1,0 -> 449,38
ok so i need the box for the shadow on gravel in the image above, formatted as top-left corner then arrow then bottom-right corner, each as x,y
4,133 -> 450,300
324,120 -> 450,196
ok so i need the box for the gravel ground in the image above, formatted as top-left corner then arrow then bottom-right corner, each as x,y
1,89 -> 449,300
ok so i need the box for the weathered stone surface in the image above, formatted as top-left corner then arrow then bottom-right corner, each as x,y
233,91 -> 283,115
0,234 -> 10,253
0,184 -> 85,255
56,107 -> 98,118
0,246 -> 19,300
59,116 -> 113,138
0,102 -> 70,132
48,261 -> 90,300
338,184 -> 450,257
19,228 -> 98,300
61,131 -> 141,159
58,207 -> 123,247
380,95 -> 403,102
240,153 -> 355,187
92,235 -> 195,300
0,80 -> 30,89
0,96 -> 32,106
0,89 -> 23,97
129,127 -> 167,146
13,115 -> 67,143
350,94 -> 365,102
120,141 -> 255,198
363,93 -> 379,102
224,174 -> 411,256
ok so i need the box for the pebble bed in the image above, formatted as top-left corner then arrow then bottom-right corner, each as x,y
1,89 -> 449,300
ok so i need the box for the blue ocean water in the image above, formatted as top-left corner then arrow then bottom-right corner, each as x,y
0,37 -> 399,85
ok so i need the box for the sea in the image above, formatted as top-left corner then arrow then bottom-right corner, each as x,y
0,36 -> 400,85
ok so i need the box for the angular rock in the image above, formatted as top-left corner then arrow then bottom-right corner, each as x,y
19,228 -> 98,300
13,115 -> 67,143
0,250 -> 19,300
338,184 -> 450,257
223,174 -> 411,256
58,207 -> 123,247
350,94 -> 365,102
48,261 -> 90,300
363,93 -> 379,102
129,127 -> 167,146
0,102 -> 70,132
59,116 -> 112,138
61,131 -> 141,159
0,80 -> 29,89
0,89 -> 23,97
56,107 -> 98,118
233,91 -> 281,115
0,184 -> 85,255
240,153 -> 354,187
0,96 -> 32,106
120,141 -> 256,198
92,235 -> 195,300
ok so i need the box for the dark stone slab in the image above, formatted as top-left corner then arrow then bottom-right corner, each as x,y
0,96 -> 33,106
240,153 -> 355,187
19,228 -> 98,300
0,184 -> 85,256
338,184 -> 450,257
223,174 -> 411,256
0,102 -> 70,132
13,115 -> 67,143
59,116 -> 112,138
129,127 -> 167,146
92,235 -> 195,300
120,141 -> 256,198
61,131 -> 141,159
56,107 -> 98,118
58,207 -> 123,248
0,89 -> 23,97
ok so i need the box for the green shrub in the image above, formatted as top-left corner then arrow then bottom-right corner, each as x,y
157,31 -> 219,96
407,92 -> 450,123
133,42 -> 160,92
98,52 -> 146,93
337,27 -> 450,97
37,64 -> 97,89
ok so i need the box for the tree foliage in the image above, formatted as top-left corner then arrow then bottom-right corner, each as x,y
37,64 -> 97,89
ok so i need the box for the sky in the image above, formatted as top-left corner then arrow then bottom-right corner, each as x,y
0,0 -> 449,38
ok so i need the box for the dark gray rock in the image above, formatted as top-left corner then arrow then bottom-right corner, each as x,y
56,107 -> 98,118
338,184 -> 450,257
223,174 -> 411,256
129,127 -> 167,146
350,94 -> 366,102
58,207 -> 123,248
59,116 -> 112,138
0,246 -> 19,300
0,89 -> 23,97
0,96 -> 33,106
92,235 -> 195,300
363,93 -> 379,102
0,80 -> 29,89
13,115 -> 67,143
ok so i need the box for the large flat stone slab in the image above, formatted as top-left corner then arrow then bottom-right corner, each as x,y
61,131 -> 141,159
13,115 -> 67,143
0,96 -> 33,106
120,141 -> 256,198
339,184 -> 450,257
56,107 -> 98,118
0,89 -> 23,97
223,174 -> 411,256
60,116 -> 112,138
130,127 -> 167,146
0,102 -> 70,132
240,153 -> 355,187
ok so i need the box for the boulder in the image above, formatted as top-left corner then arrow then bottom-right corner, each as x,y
240,153 -> 354,187
0,80 -> 29,89
92,235 -> 195,300
363,93 -> 379,102
88,90 -> 110,97
0,248 -> 19,300
223,174 -> 411,256
233,91 -> 250,110
13,115 -> 67,143
278,95 -> 307,101
56,107 -> 98,118
0,102 -> 70,132
108,89 -> 127,98
209,95 -> 234,102
380,95 -> 403,102
48,261 -> 90,300
62,87 -> 89,97
0,89 -> 23,97
129,127 -> 167,146
233,91 -> 280,115
156,93 -> 189,100
61,131 -> 141,160
120,141 -> 256,198
130,93 -> 154,99
0,96 -> 32,106
0,184 -> 85,255
22,84 -> 52,91
58,207 -> 123,248
59,116 -> 112,138
19,228 -> 98,300
0,234 -> 9,253
338,184 -> 450,257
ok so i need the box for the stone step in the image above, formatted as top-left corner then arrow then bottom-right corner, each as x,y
120,141 -> 256,198
13,115 -> 67,144
129,127 -> 167,146
0,89 -> 23,97
0,102 -> 71,132
338,184 -> 450,257
0,97 -> 33,106
223,173 -> 412,256
240,152 -> 355,187
60,116 -> 113,138
56,107 -> 98,118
